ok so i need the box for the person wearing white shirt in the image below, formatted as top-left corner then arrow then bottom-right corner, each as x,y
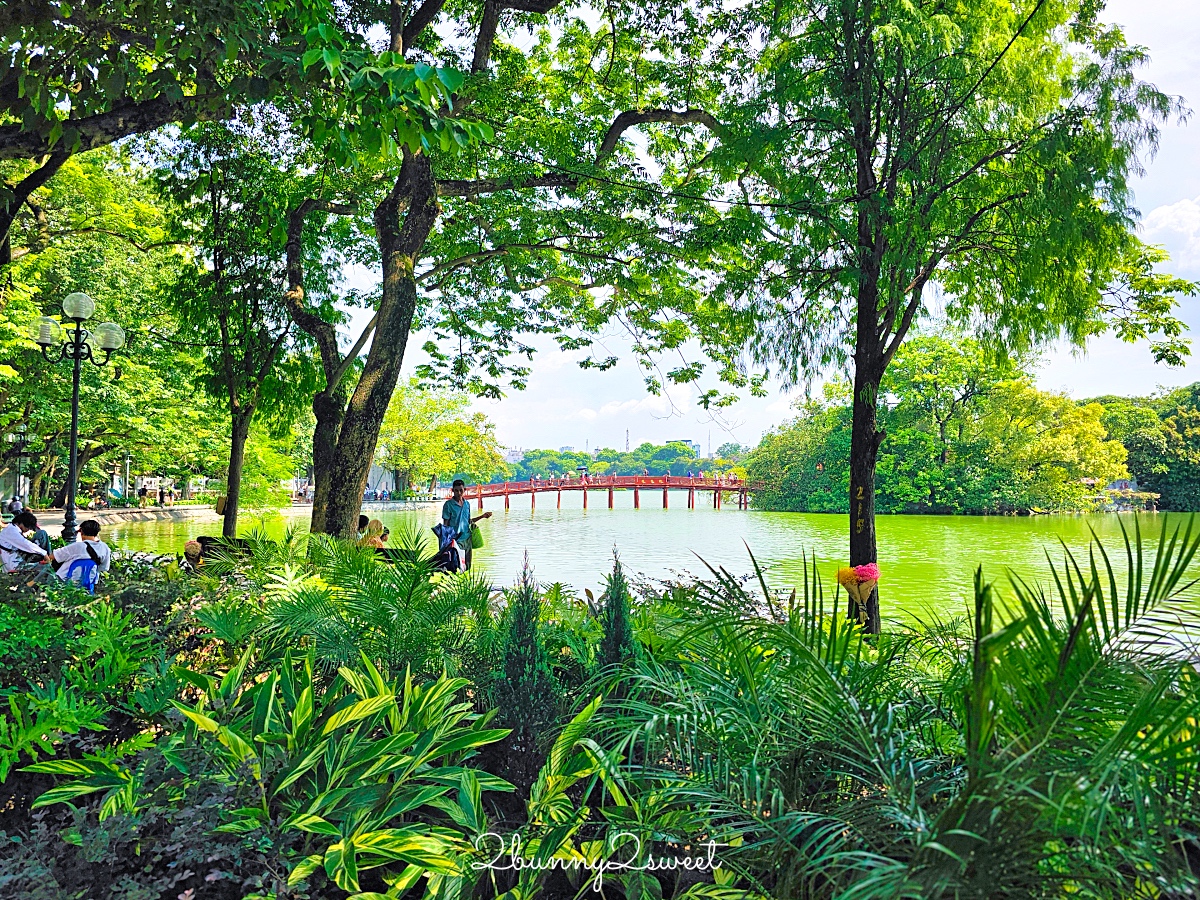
51,519 -> 112,582
0,511 -> 50,572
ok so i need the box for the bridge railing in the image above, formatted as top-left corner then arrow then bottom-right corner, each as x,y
441,475 -> 761,499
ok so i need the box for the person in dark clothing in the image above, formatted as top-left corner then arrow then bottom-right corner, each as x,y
23,513 -> 51,555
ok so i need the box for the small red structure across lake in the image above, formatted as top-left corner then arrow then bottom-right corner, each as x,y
447,475 -> 762,510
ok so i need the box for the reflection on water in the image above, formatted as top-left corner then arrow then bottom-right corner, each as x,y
102,492 -> 1199,621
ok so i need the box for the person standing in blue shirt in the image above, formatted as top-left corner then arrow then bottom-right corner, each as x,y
441,479 -> 491,570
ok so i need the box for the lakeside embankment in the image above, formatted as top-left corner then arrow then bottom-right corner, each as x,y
26,505 -> 224,529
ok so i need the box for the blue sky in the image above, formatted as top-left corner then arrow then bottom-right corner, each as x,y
371,0 -> 1200,453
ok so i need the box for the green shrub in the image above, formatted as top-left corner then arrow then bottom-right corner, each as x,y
0,756 -> 303,899
599,552 -> 637,670
493,561 -> 558,745
597,519 -> 1200,898
0,600 -> 69,691
26,647 -> 512,895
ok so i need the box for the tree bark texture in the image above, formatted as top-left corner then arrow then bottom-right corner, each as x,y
223,411 -> 253,539
321,154 -> 439,537
309,385 -> 348,534
849,281 -> 884,634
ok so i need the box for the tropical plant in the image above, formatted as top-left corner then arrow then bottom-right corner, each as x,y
29,646 -> 513,895
597,520 -> 1200,898
260,530 -> 497,679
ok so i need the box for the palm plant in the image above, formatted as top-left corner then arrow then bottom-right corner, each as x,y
596,518 -> 1200,899
201,522 -> 310,587
260,527 -> 497,680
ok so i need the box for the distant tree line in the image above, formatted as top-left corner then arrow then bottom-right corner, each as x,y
500,442 -> 745,482
748,334 -> 1200,515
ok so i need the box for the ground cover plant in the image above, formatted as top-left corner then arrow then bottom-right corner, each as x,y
0,519 -> 1196,899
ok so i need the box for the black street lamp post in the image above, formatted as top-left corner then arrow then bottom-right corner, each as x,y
32,293 -> 124,542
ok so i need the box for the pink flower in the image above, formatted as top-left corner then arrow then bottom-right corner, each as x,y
853,563 -> 880,582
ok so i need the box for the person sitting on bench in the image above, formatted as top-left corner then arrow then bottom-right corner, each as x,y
51,519 -> 112,583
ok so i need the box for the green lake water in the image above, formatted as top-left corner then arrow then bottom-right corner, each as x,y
102,492 -> 1200,625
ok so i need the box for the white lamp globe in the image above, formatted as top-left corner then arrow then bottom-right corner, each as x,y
62,292 -> 96,321
31,316 -> 62,347
94,322 -> 126,351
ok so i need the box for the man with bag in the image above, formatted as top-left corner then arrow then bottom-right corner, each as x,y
0,510 -> 50,573
51,519 -> 112,583
441,479 -> 491,571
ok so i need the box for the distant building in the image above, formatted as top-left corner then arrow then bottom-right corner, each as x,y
503,448 -> 524,464
559,445 -> 575,453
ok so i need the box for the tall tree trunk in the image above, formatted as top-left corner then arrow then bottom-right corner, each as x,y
309,385 -> 348,533
321,154 -> 439,537
223,411 -> 253,538
48,443 -> 112,508
849,283 -> 884,634
280,196 -> 359,535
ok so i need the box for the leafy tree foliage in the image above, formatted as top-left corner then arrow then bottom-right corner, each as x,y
0,149 -> 230,505
1091,383 -> 1200,511
0,0 -> 351,266
697,0 -> 1193,629
272,0 -> 760,538
749,336 -> 1129,514
375,379 -> 504,493
506,442 -> 736,481
155,125 -> 324,535
715,442 -> 749,460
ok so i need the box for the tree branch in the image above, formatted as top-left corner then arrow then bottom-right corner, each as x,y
283,198 -> 357,378
471,0 -> 569,73
0,151 -> 69,261
330,315 -> 378,389
437,173 -> 577,197
435,108 -> 724,201
0,94 -> 221,161
596,108 -> 725,163
471,0 -> 504,74
403,0 -> 446,47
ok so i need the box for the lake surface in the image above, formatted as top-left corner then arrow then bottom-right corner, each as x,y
102,491 -> 1200,624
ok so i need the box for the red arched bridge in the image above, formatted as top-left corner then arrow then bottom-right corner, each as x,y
447,475 -> 762,510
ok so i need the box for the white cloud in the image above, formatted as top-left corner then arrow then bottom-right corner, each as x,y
596,395 -> 673,418
1143,196 -> 1200,272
